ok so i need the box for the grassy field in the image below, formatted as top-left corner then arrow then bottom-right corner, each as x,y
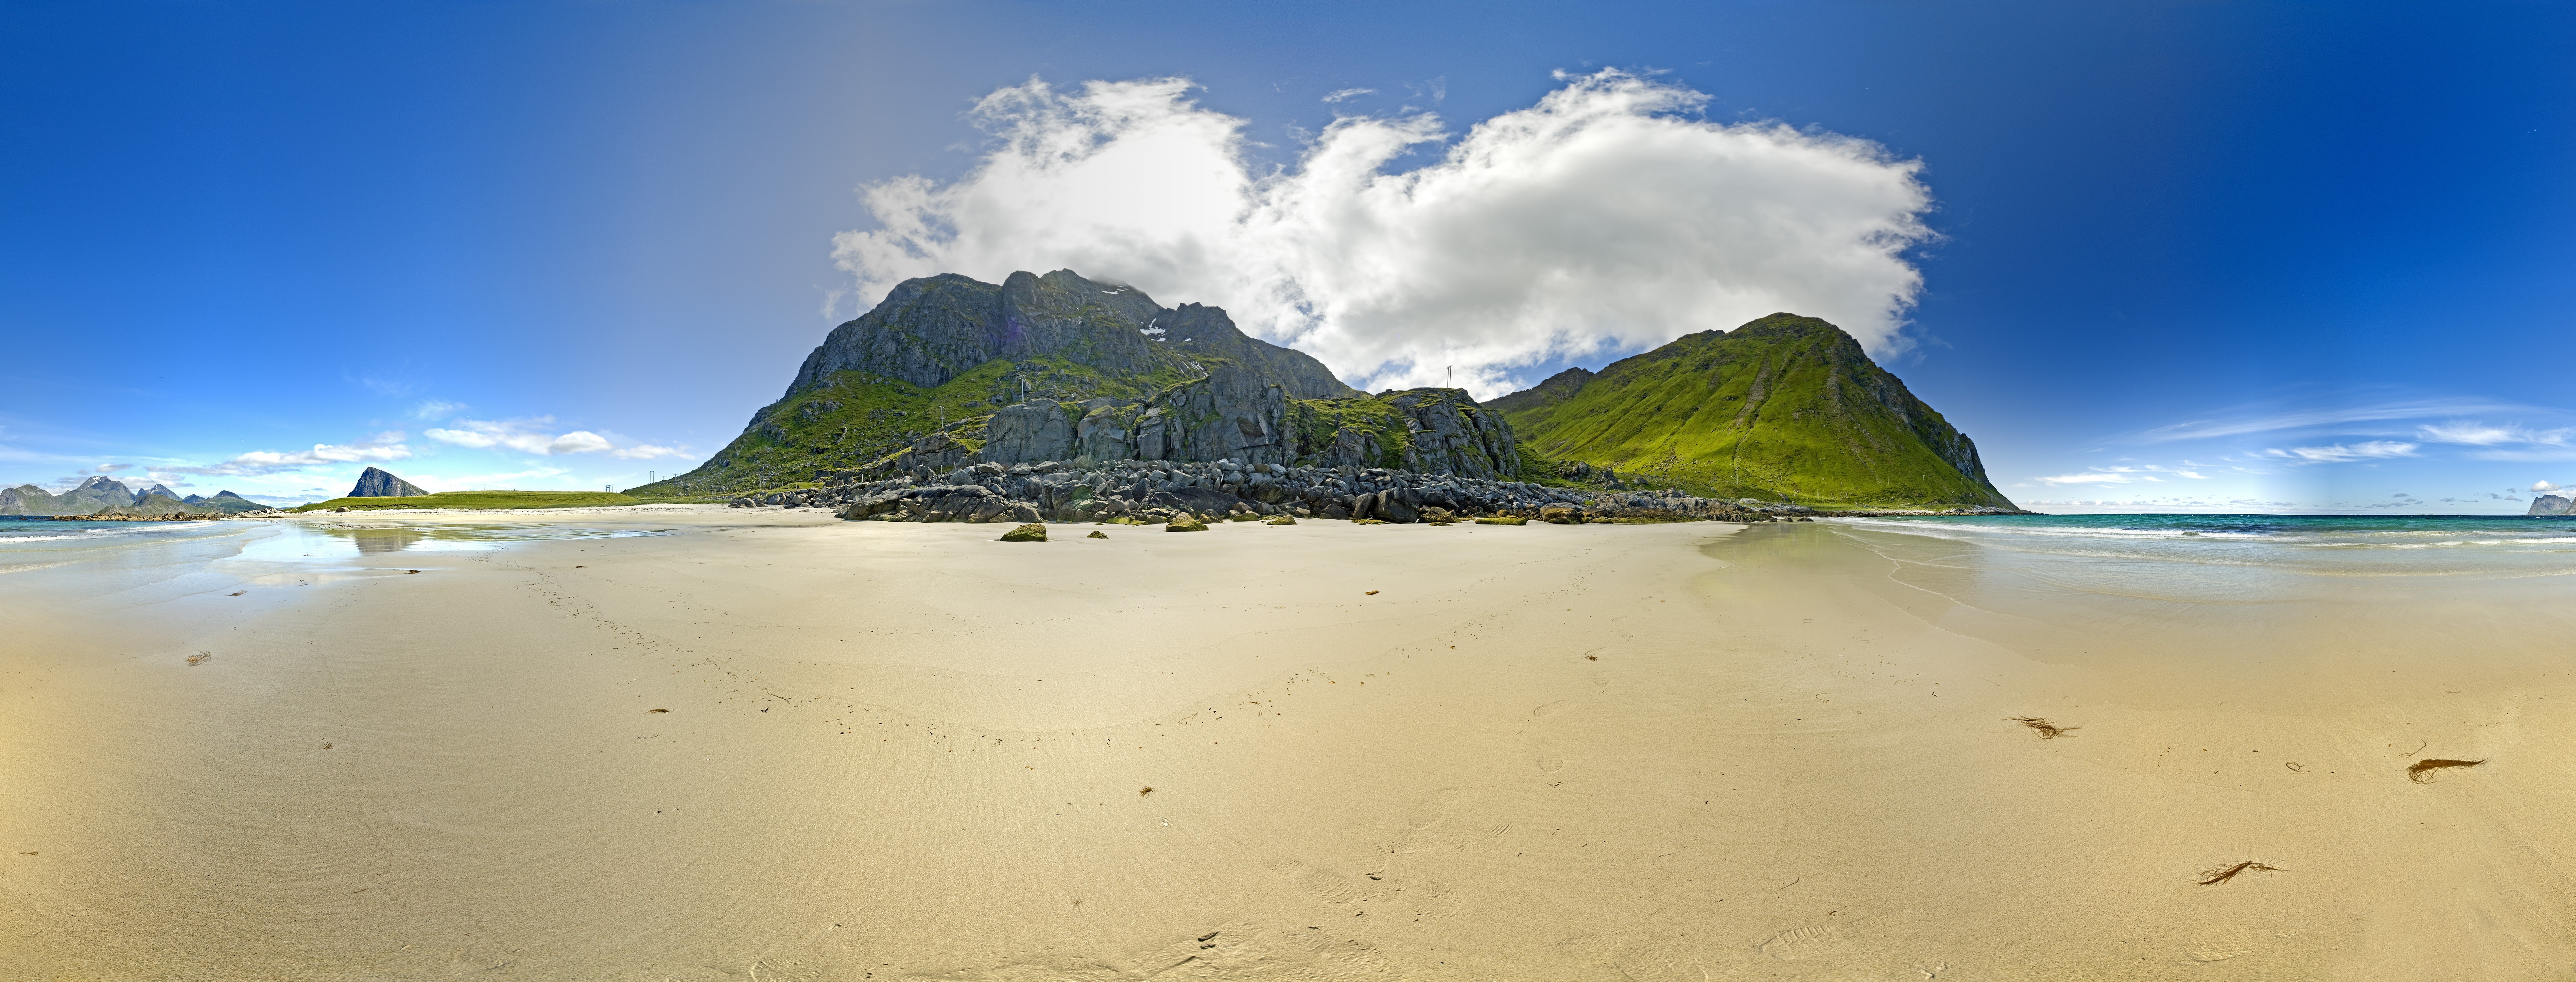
289,491 -> 698,512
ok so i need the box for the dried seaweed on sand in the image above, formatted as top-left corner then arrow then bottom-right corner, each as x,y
2007,716 -> 2077,739
2407,758 -> 2486,783
2198,861 -> 2282,885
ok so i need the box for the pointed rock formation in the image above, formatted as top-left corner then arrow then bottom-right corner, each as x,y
348,467 -> 428,498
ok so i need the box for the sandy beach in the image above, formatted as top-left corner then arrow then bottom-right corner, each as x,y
4,508 -> 2571,980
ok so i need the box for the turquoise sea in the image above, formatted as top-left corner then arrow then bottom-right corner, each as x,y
1830,512 -> 2576,577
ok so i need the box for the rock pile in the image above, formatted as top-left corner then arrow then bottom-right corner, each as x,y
731,458 -> 1782,526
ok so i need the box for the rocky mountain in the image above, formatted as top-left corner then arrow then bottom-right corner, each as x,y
2531,494 -> 2573,516
54,476 -> 140,513
636,270 -> 1532,497
1490,314 -> 2016,510
348,467 -> 428,497
0,484 -> 64,515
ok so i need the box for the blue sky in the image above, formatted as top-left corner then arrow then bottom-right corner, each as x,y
3,1 -> 2570,511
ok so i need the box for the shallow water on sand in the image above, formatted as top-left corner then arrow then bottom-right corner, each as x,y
1815,517 -> 2576,712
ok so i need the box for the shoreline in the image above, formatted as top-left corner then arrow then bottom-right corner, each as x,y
2,512 -> 2568,978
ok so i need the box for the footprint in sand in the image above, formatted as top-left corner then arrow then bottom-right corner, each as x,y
1406,787 -> 1461,831
1759,924 -> 1850,961
1531,701 -> 1570,777
1558,934 -> 1707,982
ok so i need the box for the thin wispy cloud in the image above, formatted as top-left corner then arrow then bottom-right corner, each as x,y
2415,421 -> 2571,447
833,69 -> 1936,396
2022,463 -> 2210,487
417,466 -> 572,491
2135,398 -> 2527,444
2260,441 -> 2418,464
1320,87 -> 1375,103
413,400 -> 467,420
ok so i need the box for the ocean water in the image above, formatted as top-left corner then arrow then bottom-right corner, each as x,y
0,517 -> 672,576
1793,512 -> 2576,711
1828,513 -> 2576,578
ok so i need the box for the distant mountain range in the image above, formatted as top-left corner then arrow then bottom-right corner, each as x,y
632,269 -> 2013,510
2532,494 -> 2573,516
0,476 -> 272,516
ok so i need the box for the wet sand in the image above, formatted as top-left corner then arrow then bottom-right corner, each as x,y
1,509 -> 2569,979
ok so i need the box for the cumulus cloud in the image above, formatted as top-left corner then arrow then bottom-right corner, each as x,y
159,432 -> 414,477
832,70 -> 1936,395
2260,441 -> 2418,464
2536,480 -> 2563,493
425,418 -> 683,459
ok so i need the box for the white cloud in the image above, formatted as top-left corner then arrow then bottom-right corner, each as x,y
832,70 -> 1936,395
413,399 -> 467,420
427,419 -> 610,455
2261,441 -> 2419,464
161,432 -> 414,477
2536,480 -> 2563,493
423,418 -> 687,460
1320,87 -> 1375,103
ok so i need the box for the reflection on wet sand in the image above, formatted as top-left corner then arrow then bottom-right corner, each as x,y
327,525 -> 425,554
313,522 -> 673,556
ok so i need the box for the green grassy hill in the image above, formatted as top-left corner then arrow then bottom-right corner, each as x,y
290,491 -> 673,512
1489,314 -> 2016,510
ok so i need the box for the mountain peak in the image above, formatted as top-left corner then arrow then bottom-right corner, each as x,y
349,467 -> 428,498
1490,312 -> 2011,509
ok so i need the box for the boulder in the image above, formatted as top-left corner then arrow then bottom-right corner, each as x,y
1166,515 -> 1209,532
1540,505 -> 1578,524
1375,492 -> 1420,524
1086,530 -> 1109,539
999,523 -> 1047,542
1265,516 -> 1297,526
1351,518 -> 1389,525
1475,515 -> 1529,526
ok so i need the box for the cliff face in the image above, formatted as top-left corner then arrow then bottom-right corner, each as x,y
2531,494 -> 2573,516
1490,313 -> 2015,510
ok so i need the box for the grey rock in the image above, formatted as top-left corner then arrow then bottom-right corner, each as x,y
348,467 -> 430,498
